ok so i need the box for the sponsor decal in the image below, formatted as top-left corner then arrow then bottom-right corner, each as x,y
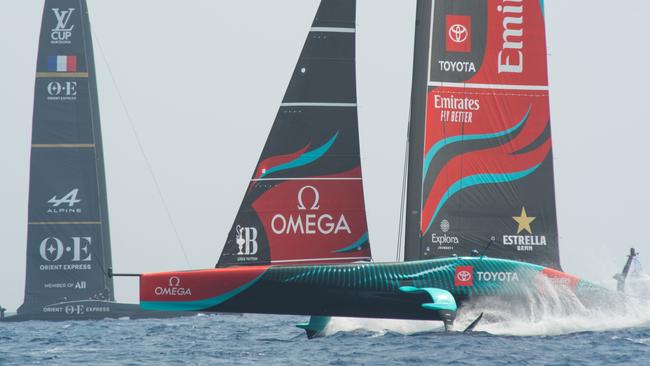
446,15 -> 471,53
438,60 -> 476,73
502,207 -> 547,252
44,281 -> 87,289
538,268 -> 579,290
476,271 -> 520,282
235,225 -> 258,256
454,266 -> 474,286
38,237 -> 93,271
431,218 -> 459,250
512,206 -> 535,234
46,81 -> 77,101
43,304 -> 111,315
51,8 -> 75,45
47,55 -> 77,72
154,276 -> 192,297
271,185 -> 351,236
437,15 -> 476,74
440,219 -> 450,233
434,94 -> 480,124
497,1 -> 524,74
48,188 -> 82,214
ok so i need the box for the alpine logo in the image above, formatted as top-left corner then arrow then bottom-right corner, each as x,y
48,188 -> 81,210
154,276 -> 192,297
271,185 -> 351,236
446,15 -> 471,53
235,225 -> 258,256
48,189 -> 82,214
51,8 -> 75,44
454,266 -> 474,287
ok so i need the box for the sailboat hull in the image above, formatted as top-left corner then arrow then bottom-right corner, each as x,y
139,257 -> 611,321
1,300 -> 194,322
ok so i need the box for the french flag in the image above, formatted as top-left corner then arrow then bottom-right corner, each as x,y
47,55 -> 77,72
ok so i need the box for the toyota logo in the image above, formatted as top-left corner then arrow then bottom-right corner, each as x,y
448,24 -> 468,44
456,270 -> 472,282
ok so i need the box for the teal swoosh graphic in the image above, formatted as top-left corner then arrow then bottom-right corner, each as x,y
425,164 -> 541,233
140,273 -> 265,312
261,131 -> 340,178
333,232 -> 369,253
422,106 -> 531,180
541,0 -> 545,17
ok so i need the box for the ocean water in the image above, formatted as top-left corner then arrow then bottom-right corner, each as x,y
2,276 -> 650,365
1,314 -> 650,365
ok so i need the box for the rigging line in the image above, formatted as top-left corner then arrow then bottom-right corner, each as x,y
91,29 -> 191,268
80,6 -> 112,290
396,115 -> 411,262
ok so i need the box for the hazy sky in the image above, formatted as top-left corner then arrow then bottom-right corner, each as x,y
1,0 -> 649,312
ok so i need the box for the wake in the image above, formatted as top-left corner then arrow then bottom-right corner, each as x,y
324,269 -> 650,337
456,274 -> 650,336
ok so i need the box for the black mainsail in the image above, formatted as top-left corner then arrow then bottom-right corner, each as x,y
217,0 -> 372,268
404,0 -> 561,270
6,0 -> 186,321
20,0 -> 114,316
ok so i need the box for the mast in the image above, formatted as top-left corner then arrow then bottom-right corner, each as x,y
404,0 -> 561,270
19,0 -> 114,312
404,1 -> 433,262
216,0 -> 371,267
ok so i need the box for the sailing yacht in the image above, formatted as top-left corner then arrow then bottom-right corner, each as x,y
136,0 -> 612,336
2,0 -> 189,321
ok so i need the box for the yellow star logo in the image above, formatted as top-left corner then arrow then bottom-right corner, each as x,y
512,207 -> 536,234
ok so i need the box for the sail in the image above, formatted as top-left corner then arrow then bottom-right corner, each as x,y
19,0 -> 114,312
217,0 -> 371,267
404,0 -> 561,270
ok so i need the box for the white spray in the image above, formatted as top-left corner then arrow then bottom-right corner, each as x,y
324,269 -> 650,337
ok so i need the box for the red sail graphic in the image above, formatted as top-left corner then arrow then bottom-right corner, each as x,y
252,168 -> 370,264
217,0 -> 371,267
405,0 -> 561,270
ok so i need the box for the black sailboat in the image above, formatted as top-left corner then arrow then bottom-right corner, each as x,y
136,0 -> 613,336
2,0 -> 188,321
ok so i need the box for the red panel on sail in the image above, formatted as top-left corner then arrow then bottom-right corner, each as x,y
251,167 -> 370,265
468,1 -> 548,86
405,0 -> 561,269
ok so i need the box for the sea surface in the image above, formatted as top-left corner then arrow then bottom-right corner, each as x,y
3,277 -> 650,365
1,312 -> 650,365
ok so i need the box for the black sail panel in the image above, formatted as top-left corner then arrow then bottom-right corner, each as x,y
404,0 -> 561,270
217,0 -> 372,267
19,0 -> 114,312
